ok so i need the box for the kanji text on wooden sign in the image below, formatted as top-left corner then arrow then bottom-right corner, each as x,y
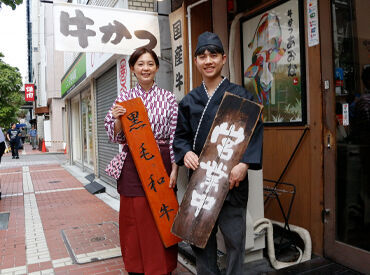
171,92 -> 262,248
117,98 -> 181,248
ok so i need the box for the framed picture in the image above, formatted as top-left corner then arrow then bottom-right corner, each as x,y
241,0 -> 306,125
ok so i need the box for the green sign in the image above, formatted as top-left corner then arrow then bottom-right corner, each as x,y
61,53 -> 86,98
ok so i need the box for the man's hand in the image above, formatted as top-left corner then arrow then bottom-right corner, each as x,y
229,163 -> 249,190
184,151 -> 199,170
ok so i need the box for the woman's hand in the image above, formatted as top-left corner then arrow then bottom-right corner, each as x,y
112,105 -> 126,119
112,105 -> 126,136
169,163 -> 178,188
184,151 -> 199,170
229,162 -> 249,190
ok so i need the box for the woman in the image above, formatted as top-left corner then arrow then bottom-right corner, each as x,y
104,47 -> 178,275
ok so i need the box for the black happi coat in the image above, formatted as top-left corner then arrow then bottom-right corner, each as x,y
173,78 -> 263,207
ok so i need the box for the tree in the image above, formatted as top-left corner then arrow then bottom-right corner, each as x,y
0,0 -> 23,10
0,52 -> 24,129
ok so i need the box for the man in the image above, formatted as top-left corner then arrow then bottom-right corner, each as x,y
29,125 -> 37,150
7,123 -> 21,159
173,32 -> 263,274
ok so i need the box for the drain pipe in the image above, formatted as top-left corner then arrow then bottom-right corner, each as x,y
187,0 -> 208,91
254,218 -> 312,270
228,11 -> 248,83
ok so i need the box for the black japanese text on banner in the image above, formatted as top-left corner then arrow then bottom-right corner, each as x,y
169,5 -> 186,101
53,3 -> 161,56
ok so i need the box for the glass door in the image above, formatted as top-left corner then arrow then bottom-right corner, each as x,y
323,0 -> 370,272
71,96 -> 82,164
81,91 -> 94,170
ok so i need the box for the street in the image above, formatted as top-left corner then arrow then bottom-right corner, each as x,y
0,144 -> 193,275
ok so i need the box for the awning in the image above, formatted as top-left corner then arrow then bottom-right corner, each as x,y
35,106 -> 49,114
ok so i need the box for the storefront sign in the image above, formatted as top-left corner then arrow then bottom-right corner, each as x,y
169,4 -> 187,101
25,84 -> 35,102
307,0 -> 319,47
241,0 -> 306,125
61,53 -> 86,98
172,93 -> 262,248
117,97 -> 181,248
53,3 -> 160,56
116,56 -> 130,96
342,103 -> 349,126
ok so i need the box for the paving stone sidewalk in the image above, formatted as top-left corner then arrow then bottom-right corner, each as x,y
0,146 -> 193,275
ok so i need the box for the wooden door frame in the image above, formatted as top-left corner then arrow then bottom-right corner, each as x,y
320,0 -> 370,273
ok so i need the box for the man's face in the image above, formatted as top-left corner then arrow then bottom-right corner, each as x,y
11,124 -> 16,129
194,50 -> 226,80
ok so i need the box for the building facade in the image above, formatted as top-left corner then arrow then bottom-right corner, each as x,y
179,0 -> 370,272
62,0 -> 173,184
31,0 -> 66,152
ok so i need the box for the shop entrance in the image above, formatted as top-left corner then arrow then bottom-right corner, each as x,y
322,0 -> 370,272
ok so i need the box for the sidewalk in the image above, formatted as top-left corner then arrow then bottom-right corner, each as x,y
0,146 -> 193,274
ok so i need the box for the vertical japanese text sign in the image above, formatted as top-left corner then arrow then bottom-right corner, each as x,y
169,4 -> 188,101
172,92 -> 262,248
117,98 -> 181,248
25,84 -> 35,102
53,3 -> 161,56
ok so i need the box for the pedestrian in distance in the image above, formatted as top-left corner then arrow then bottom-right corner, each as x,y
104,47 -> 179,275
0,127 -> 6,163
29,125 -> 38,150
21,127 -> 27,144
6,123 -> 21,159
173,32 -> 263,275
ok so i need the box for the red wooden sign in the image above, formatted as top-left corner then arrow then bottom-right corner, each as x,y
117,98 -> 181,248
25,84 -> 35,102
171,92 -> 263,248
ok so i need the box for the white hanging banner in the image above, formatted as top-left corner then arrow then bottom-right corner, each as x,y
307,0 -> 319,47
53,3 -> 161,55
169,5 -> 187,101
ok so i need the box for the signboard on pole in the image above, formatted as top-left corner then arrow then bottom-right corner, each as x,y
53,3 -> 161,56
169,4 -> 188,101
117,98 -> 181,248
25,84 -> 35,102
171,93 -> 262,248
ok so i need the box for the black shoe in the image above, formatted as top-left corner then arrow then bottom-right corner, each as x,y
12,156 -> 15,159
16,156 -> 19,159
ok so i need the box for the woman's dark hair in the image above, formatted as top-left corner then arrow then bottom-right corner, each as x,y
129,47 -> 160,68
194,44 -> 224,57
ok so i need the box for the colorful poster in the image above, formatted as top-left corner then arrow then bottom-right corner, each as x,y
241,0 -> 306,124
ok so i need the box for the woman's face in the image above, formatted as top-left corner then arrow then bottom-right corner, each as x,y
132,52 -> 158,87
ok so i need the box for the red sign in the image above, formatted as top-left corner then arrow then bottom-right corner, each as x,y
119,58 -> 127,93
293,77 -> 299,86
25,84 -> 35,101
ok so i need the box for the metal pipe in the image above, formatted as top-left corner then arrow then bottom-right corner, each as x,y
187,0 -> 208,91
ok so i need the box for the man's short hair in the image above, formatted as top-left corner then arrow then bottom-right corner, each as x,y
194,44 -> 225,57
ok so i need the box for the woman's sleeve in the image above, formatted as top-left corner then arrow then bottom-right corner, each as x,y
168,93 -> 178,163
104,95 -> 126,144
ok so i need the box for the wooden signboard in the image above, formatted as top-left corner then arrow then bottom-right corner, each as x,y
171,92 -> 263,248
117,98 -> 181,248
